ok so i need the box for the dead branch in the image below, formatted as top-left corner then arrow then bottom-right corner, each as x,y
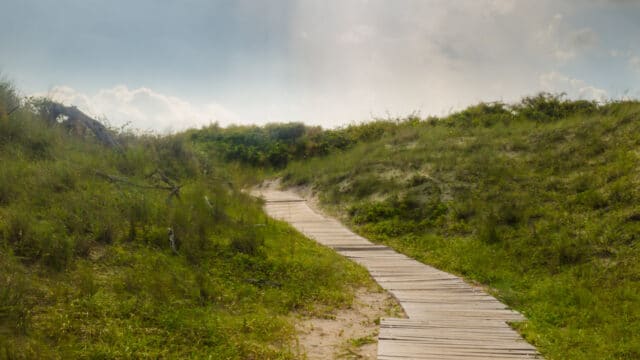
6,105 -> 19,116
204,195 -> 214,210
168,227 -> 178,254
95,171 -> 182,202
145,169 -> 179,188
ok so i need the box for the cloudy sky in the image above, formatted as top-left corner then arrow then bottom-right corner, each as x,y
1,0 -> 639,131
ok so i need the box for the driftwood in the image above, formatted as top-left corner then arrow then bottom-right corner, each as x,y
95,170 -> 182,203
145,169 -> 182,201
39,101 -> 120,149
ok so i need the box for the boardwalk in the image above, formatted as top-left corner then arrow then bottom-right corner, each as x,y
254,187 -> 541,359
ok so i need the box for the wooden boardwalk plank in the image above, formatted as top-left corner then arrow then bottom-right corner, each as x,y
253,187 -> 542,359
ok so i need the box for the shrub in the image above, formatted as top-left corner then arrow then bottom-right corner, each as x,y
446,102 -> 513,127
350,201 -> 398,224
230,229 -> 264,256
0,79 -> 20,115
512,93 -> 598,123
478,213 -> 501,244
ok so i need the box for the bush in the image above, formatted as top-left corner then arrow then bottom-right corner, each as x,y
350,201 -> 398,224
0,79 -> 20,115
230,229 -> 264,256
478,213 -> 501,244
513,93 -> 598,122
446,102 -> 513,127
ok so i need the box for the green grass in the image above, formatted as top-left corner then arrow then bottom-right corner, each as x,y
281,98 -> 640,359
0,81 -> 372,359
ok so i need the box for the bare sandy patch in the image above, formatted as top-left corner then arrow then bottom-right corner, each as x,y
294,287 -> 402,360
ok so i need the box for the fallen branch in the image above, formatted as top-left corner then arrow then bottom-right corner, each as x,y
6,105 -> 19,116
145,169 -> 179,188
95,171 -> 182,202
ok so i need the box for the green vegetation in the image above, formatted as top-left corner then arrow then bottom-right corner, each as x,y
4,71 -> 639,359
188,118 -> 407,168
0,80 -> 371,359
281,95 -> 640,359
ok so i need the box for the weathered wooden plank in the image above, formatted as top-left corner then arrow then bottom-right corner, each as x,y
253,188 -> 542,359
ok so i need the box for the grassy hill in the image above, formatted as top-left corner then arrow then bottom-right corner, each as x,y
278,95 -> 640,359
4,75 -> 639,359
0,81 -> 372,359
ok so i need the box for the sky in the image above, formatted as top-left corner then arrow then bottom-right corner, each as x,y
1,0 -> 639,132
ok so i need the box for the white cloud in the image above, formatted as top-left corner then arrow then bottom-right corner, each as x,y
287,0 -> 556,122
38,85 -> 239,133
539,72 -> 608,101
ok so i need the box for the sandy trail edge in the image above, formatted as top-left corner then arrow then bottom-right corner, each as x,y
295,288 -> 401,359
